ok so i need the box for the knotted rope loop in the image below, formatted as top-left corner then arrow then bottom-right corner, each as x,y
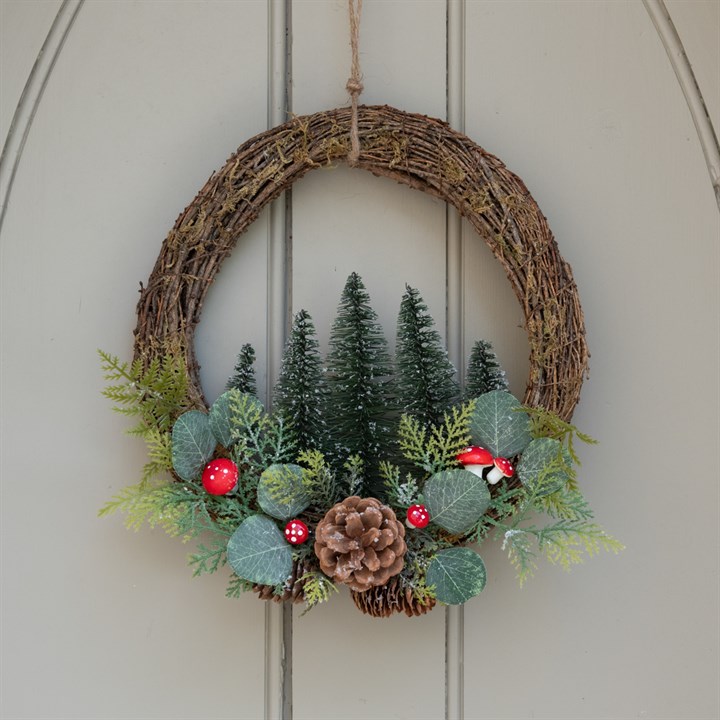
346,0 -> 364,166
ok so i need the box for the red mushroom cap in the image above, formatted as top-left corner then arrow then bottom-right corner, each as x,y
284,519 -> 309,545
493,457 -> 514,478
202,458 -> 239,495
406,504 -> 430,529
456,446 -> 493,466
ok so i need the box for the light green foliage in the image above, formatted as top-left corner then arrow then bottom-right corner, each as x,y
398,402 -> 475,476
100,350 -> 189,483
341,454 -> 364,497
227,515 -> 293,586
140,427 -> 173,484
226,343 -> 257,396
257,464 -> 311,520
208,389 -> 259,449
298,449 -> 339,508
171,410 -> 216,481
298,572 -> 339,615
325,272 -> 395,479
497,462 -> 623,586
274,310 -> 329,453
99,350 -> 191,433
523,405 -> 598,466
98,478 -> 239,541
464,339 -> 509,400
228,391 -> 295,474
517,437 -> 572,497
380,461 -> 420,508
225,574 -> 254,599
395,285 -> 459,427
426,548 -> 487,605
470,390 -> 532,458
424,469 -> 491,534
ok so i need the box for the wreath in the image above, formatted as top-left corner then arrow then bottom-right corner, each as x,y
100,106 -> 621,617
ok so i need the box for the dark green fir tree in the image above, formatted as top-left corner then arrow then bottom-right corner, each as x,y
464,339 -> 509,399
273,310 -> 328,453
395,285 -> 458,426
226,343 -> 257,396
325,273 -> 395,478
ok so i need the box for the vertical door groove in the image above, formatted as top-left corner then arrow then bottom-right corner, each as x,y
445,1 -> 466,719
265,1 -> 292,718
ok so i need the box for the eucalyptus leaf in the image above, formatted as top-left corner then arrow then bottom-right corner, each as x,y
424,469 -> 491,534
517,437 -> 572,497
257,464 -> 311,520
426,547 -> 487,605
209,389 -> 264,448
227,515 -> 293,586
469,390 -> 532,458
171,410 -> 216,481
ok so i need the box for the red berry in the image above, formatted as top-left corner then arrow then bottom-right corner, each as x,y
201,458 -> 238,495
406,504 -> 430,529
284,519 -> 309,545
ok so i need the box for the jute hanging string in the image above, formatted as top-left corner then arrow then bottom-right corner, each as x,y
346,0 -> 364,166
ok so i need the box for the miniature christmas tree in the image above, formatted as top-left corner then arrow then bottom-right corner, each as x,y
325,273 -> 395,477
464,339 -> 509,399
226,343 -> 257,396
395,285 -> 458,426
273,310 -> 328,453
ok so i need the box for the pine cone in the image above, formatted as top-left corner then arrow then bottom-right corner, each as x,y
253,559 -> 311,604
351,577 -> 437,618
314,496 -> 406,592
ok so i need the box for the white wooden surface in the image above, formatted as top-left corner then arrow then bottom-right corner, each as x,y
1,1 -> 718,719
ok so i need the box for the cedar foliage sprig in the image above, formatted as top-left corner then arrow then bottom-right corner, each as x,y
397,401 -> 475,477
228,392 -> 295,475
99,350 -> 190,434
493,462 -> 623,586
299,572 -> 339,615
523,405 -> 598,466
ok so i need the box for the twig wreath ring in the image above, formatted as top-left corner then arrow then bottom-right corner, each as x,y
134,105 -> 588,418
102,105 -> 621,617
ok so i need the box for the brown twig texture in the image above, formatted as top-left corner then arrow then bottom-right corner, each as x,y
134,105 -> 588,420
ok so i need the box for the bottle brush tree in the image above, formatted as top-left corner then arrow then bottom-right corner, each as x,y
273,310 -> 328,453
226,343 -> 257,396
395,284 -> 458,426
325,272 -> 395,479
464,339 -> 509,399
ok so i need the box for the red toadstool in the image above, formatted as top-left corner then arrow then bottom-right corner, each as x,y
487,457 -> 514,485
284,519 -> 309,545
201,458 -> 239,495
406,504 -> 430,529
456,446 -> 494,478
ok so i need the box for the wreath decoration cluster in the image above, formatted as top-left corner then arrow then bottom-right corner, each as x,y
100,106 -> 621,617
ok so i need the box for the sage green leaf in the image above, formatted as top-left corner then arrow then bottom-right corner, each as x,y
517,437 -> 572,497
227,515 -> 293,586
171,410 -> 216,481
209,389 -> 264,448
426,548 -> 487,605
257,464 -> 311,520
424,469 -> 491,534
469,390 -> 532,458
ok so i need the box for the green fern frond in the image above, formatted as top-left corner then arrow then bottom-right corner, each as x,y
537,522 -> 625,570
502,529 -> 538,587
140,427 -> 173,484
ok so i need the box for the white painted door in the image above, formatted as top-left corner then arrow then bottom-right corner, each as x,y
1,2 -> 718,719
